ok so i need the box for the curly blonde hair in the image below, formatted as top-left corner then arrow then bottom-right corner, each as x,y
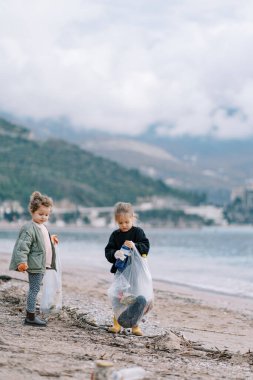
29,191 -> 53,214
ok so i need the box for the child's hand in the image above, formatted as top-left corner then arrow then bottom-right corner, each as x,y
114,250 -> 125,261
51,235 -> 59,245
124,240 -> 134,249
17,263 -> 28,272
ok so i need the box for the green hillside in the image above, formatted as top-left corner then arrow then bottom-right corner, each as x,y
0,118 -> 204,207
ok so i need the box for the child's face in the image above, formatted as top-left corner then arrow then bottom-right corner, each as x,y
32,205 -> 51,224
116,214 -> 134,232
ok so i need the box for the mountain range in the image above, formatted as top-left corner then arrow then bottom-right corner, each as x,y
0,117 -> 203,208
2,114 -> 253,206
1,115 -> 253,206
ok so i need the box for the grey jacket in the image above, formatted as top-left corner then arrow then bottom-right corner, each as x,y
9,222 -> 56,273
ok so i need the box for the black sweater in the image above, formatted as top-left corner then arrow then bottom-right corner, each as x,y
105,226 -> 150,273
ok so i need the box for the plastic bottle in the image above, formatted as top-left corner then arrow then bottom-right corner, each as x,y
115,245 -> 130,272
90,360 -> 114,379
112,366 -> 146,380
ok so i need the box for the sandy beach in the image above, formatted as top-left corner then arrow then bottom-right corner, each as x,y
1,250 -> 253,380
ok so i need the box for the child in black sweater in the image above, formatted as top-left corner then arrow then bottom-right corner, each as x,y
105,202 -> 150,336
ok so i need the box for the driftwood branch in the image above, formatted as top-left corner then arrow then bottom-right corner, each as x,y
0,274 -> 28,283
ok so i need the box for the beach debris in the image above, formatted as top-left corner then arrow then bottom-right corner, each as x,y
112,366 -> 146,379
90,361 -> 146,380
0,275 -> 12,282
0,274 -> 28,283
91,360 -> 114,380
206,348 -> 233,360
243,350 -> 253,366
0,284 -> 26,305
146,331 -> 181,351
63,305 -> 99,327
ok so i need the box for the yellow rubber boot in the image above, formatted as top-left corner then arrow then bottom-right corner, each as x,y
132,326 -> 143,336
108,316 -> 121,333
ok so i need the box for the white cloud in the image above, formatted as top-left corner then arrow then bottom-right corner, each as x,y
0,0 -> 253,138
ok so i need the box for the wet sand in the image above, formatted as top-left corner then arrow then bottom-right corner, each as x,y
1,251 -> 253,379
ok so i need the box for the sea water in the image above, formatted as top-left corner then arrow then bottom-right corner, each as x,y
1,226 -> 253,298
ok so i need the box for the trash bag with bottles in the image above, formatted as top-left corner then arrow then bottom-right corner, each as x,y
108,245 -> 153,328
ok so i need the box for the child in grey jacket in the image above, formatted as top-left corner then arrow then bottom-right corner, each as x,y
9,191 -> 58,326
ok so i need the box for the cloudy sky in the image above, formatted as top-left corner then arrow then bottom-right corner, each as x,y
0,0 -> 253,138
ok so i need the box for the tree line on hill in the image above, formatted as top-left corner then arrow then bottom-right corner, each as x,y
0,117 -> 205,209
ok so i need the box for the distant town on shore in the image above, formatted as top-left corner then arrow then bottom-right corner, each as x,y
1,185 -> 253,228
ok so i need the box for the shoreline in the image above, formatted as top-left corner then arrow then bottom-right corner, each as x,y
153,276 -> 253,303
152,277 -> 253,317
1,222 -> 253,232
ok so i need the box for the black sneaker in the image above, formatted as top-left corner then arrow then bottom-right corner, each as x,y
24,316 -> 47,327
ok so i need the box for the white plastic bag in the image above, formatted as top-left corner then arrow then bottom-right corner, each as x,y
108,246 -> 153,328
112,366 -> 146,380
40,249 -> 62,314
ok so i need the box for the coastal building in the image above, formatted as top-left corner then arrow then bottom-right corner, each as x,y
0,201 -> 24,222
231,185 -> 253,209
